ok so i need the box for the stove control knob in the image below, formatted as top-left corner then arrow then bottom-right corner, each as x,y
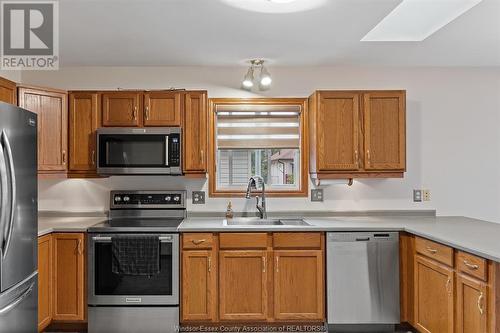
174,196 -> 180,202
123,196 -> 130,202
165,196 -> 171,202
114,196 -> 122,202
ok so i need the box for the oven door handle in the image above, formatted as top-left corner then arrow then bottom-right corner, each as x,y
165,135 -> 169,166
92,236 -> 174,243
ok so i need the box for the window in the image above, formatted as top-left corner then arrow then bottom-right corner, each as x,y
208,99 -> 308,197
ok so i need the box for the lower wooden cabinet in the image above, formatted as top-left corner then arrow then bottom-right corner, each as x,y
52,233 -> 86,321
414,254 -> 454,333
182,250 -> 216,321
38,235 -> 53,332
219,250 -> 268,321
456,273 -> 488,333
273,250 -> 324,320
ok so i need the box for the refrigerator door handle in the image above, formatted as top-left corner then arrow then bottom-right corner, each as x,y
0,136 -> 7,252
1,130 -> 15,259
0,282 -> 34,315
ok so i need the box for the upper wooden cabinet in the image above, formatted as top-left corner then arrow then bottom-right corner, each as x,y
38,235 -> 53,332
68,92 -> 100,176
144,92 -> 182,126
309,90 -> 406,179
0,76 -> 17,105
102,92 -> 142,127
52,233 -> 86,322
183,91 -> 208,174
363,91 -> 406,171
18,86 -> 68,175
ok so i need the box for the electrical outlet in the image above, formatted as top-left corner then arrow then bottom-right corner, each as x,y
423,189 -> 431,201
413,189 -> 422,202
192,191 -> 205,204
311,189 -> 324,202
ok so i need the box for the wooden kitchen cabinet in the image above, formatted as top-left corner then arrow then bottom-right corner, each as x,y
219,250 -> 268,321
456,273 -> 488,333
38,235 -> 53,332
414,254 -> 454,333
0,76 -> 17,105
68,92 -> 101,176
273,250 -> 324,320
102,92 -> 142,127
183,91 -> 208,174
52,233 -> 86,321
308,90 -> 405,180
363,91 -> 406,171
18,86 -> 68,175
181,250 -> 216,321
144,91 -> 182,126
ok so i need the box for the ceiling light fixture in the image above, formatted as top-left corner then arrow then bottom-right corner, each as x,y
241,59 -> 272,91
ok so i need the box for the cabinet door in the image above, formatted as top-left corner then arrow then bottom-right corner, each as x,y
144,92 -> 181,126
102,92 -> 141,127
69,93 -> 100,172
363,91 -> 405,170
182,250 -> 216,322
219,250 -> 268,321
183,91 -> 207,173
52,233 -> 85,321
317,92 -> 360,171
414,255 -> 454,333
0,76 -> 17,105
274,250 -> 324,320
38,235 -> 52,332
456,273 -> 488,333
18,87 -> 68,172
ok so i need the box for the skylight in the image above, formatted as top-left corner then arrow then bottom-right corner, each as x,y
362,0 -> 483,41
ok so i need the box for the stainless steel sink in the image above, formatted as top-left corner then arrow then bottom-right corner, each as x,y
224,217 -> 310,226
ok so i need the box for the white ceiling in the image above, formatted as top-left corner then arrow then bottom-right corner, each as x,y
59,0 -> 500,67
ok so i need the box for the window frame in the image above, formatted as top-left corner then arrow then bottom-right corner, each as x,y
208,98 -> 309,197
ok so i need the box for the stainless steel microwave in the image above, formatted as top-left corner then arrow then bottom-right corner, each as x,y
96,128 -> 182,175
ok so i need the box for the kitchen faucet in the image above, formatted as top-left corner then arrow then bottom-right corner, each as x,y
245,175 -> 267,219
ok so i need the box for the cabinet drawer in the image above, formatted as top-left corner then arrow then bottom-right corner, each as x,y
219,233 -> 267,249
273,233 -> 322,249
182,233 -> 214,249
456,251 -> 487,282
415,237 -> 453,267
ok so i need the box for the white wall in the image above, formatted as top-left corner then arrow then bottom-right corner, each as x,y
21,66 -> 500,222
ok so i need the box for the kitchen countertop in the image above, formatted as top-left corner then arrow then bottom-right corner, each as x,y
38,216 -> 106,237
179,216 -> 500,262
37,213 -> 500,263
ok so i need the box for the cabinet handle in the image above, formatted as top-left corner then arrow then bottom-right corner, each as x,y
191,239 -> 206,245
463,260 -> 479,270
355,150 -> 359,168
91,150 -> 96,165
77,239 -> 83,255
208,256 -> 212,272
200,150 -> 204,164
262,256 -> 266,273
477,292 -> 484,315
445,277 -> 451,295
145,106 -> 150,120
62,151 -> 66,165
366,149 -> 371,165
275,256 -> 279,273
133,107 -> 137,120
426,246 -> 438,254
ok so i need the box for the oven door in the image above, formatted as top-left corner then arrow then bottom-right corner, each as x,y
96,128 -> 181,175
88,233 -> 179,306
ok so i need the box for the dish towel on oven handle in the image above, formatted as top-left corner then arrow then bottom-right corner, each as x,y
111,235 -> 160,276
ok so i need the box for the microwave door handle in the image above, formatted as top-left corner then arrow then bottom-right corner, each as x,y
165,136 -> 169,166
1,131 -> 15,259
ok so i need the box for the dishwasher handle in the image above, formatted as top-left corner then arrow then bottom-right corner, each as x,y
356,237 -> 370,242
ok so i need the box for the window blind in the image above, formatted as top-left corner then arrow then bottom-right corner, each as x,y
216,105 -> 301,149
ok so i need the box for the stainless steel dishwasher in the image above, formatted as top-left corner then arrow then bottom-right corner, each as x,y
327,232 -> 400,332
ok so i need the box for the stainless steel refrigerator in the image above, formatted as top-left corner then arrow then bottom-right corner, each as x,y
0,102 -> 38,332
